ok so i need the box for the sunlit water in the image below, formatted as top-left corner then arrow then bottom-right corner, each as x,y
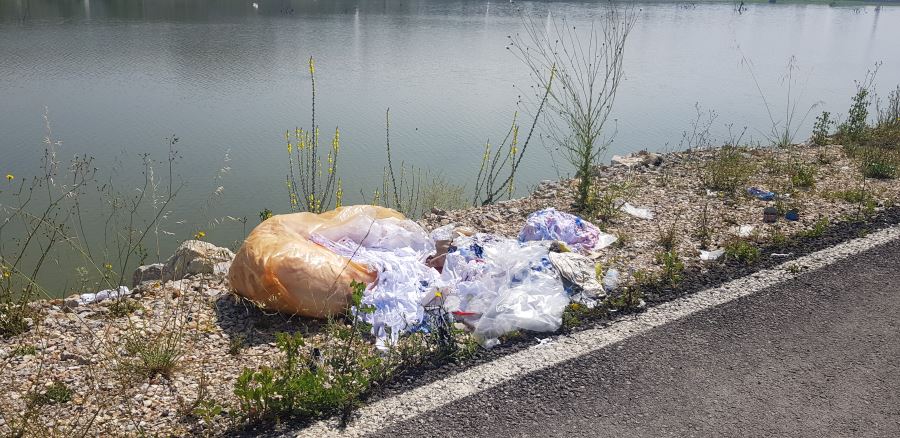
1,0 -> 899,295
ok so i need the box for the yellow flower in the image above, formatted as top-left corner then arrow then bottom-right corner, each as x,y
103,263 -> 113,270
195,231 -> 206,240
5,174 -> 12,181
2,271 -> 10,278
434,290 -> 442,298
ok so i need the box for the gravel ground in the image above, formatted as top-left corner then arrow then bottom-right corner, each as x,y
1,143 -> 898,436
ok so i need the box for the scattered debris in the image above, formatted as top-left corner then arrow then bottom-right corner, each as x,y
620,202 -> 655,220
747,186 -> 775,201
519,208 -> 616,253
700,249 -> 725,261
549,251 -> 606,305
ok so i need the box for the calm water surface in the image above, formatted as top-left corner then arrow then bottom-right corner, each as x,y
1,0 -> 898,293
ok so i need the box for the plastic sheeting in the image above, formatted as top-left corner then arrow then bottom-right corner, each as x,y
519,208 -> 616,253
620,202 -> 654,220
440,234 -> 569,348
548,251 -> 605,306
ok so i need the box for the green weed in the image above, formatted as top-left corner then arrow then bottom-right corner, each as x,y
655,250 -> 685,288
703,146 -> 756,194
724,240 -> 760,264
801,217 -> 830,238
27,381 -> 72,407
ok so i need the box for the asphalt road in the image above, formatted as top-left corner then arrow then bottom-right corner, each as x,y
374,239 -> 900,437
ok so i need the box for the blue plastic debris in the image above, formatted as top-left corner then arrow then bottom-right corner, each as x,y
747,187 -> 776,201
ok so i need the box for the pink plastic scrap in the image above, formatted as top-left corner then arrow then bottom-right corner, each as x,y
518,208 -> 616,253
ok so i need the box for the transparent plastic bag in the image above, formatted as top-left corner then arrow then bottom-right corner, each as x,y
441,234 -> 569,348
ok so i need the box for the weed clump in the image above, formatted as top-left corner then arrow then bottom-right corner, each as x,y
801,217 -> 830,238
123,331 -> 184,379
702,146 -> 756,194
655,250 -> 685,288
724,240 -> 760,264
27,381 -> 72,407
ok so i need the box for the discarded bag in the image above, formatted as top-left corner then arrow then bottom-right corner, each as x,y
441,234 -> 569,348
519,208 -> 616,253
228,205 -> 413,318
548,251 -> 605,305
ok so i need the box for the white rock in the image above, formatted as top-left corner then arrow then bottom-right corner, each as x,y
162,240 -> 235,281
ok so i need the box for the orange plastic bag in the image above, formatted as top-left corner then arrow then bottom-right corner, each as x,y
228,205 -> 406,318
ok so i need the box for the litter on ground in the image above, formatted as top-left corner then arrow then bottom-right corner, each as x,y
620,202 -> 654,220
700,249 -> 725,261
230,205 -> 618,349
519,207 -> 616,253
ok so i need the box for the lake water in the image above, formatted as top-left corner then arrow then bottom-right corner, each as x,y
1,0 -> 899,294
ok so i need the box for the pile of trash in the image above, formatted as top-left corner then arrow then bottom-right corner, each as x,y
229,206 -> 614,348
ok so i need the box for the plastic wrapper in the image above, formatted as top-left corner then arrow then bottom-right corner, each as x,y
228,205 -> 407,318
311,224 -> 440,348
519,208 -> 616,253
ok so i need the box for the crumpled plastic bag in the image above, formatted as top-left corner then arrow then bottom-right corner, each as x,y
441,234 -> 569,348
519,208 -> 616,253
548,251 -> 605,305
228,205 -> 408,318
311,225 -> 441,349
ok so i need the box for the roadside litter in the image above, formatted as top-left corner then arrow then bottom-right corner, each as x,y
519,208 -> 616,253
699,249 -> 725,261
440,234 -> 569,348
69,286 -> 131,307
602,268 -> 620,291
620,202 -> 654,220
747,187 -> 775,201
231,205 -> 622,350
549,251 -> 605,307
733,225 -> 755,238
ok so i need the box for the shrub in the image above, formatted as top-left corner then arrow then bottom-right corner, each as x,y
724,240 -> 759,264
703,146 -> 756,194
812,111 -> 834,146
789,163 -> 816,188
839,79 -> 872,143
860,147 -> 898,179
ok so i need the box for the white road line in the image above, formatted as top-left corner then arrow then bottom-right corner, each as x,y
300,224 -> 900,437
